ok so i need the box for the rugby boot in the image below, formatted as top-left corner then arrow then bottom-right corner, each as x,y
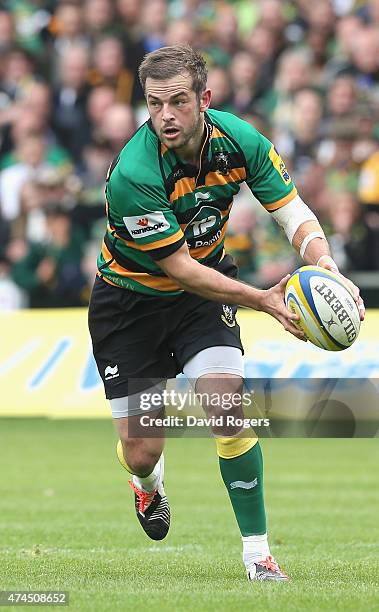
128,456 -> 170,541
246,555 -> 289,581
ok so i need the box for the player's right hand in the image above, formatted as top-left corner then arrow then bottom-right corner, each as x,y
257,275 -> 307,341
317,255 -> 365,322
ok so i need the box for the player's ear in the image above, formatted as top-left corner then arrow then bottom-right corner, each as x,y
199,88 -> 211,112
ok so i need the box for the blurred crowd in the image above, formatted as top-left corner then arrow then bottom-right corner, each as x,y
0,0 -> 379,309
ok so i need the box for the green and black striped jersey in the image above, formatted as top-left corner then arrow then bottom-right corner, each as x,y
98,109 -> 297,296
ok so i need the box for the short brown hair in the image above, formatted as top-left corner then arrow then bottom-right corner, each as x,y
138,45 -> 208,98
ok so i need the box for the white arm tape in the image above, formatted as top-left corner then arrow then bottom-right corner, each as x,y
271,195 -> 318,243
299,231 -> 326,258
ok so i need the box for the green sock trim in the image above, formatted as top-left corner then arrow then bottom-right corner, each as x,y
219,441 -> 266,537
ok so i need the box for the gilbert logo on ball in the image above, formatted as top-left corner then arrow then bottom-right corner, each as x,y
285,266 -> 361,351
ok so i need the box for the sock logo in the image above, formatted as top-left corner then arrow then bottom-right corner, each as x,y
230,478 -> 258,490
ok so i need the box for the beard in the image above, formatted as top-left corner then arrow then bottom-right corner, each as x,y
159,110 -> 203,151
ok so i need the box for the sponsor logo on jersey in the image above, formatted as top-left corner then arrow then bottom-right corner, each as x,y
191,215 -> 217,237
221,304 -> 235,328
269,146 -> 291,185
105,365 -> 119,380
195,191 -> 212,204
186,206 -> 221,240
194,229 -> 222,248
123,212 -> 170,237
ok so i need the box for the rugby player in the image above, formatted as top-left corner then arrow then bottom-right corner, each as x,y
88,45 -> 365,582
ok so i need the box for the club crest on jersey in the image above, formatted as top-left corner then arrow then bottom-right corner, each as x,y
214,152 -> 231,175
221,304 -> 235,327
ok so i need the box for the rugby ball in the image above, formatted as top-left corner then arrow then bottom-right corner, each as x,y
285,266 -> 360,351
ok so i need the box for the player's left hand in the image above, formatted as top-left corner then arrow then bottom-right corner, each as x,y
317,256 -> 365,321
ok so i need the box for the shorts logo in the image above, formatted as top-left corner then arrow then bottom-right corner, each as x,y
105,365 -> 119,380
123,212 -> 170,237
221,304 -> 235,328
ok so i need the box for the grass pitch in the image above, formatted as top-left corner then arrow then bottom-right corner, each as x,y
0,419 -> 378,611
